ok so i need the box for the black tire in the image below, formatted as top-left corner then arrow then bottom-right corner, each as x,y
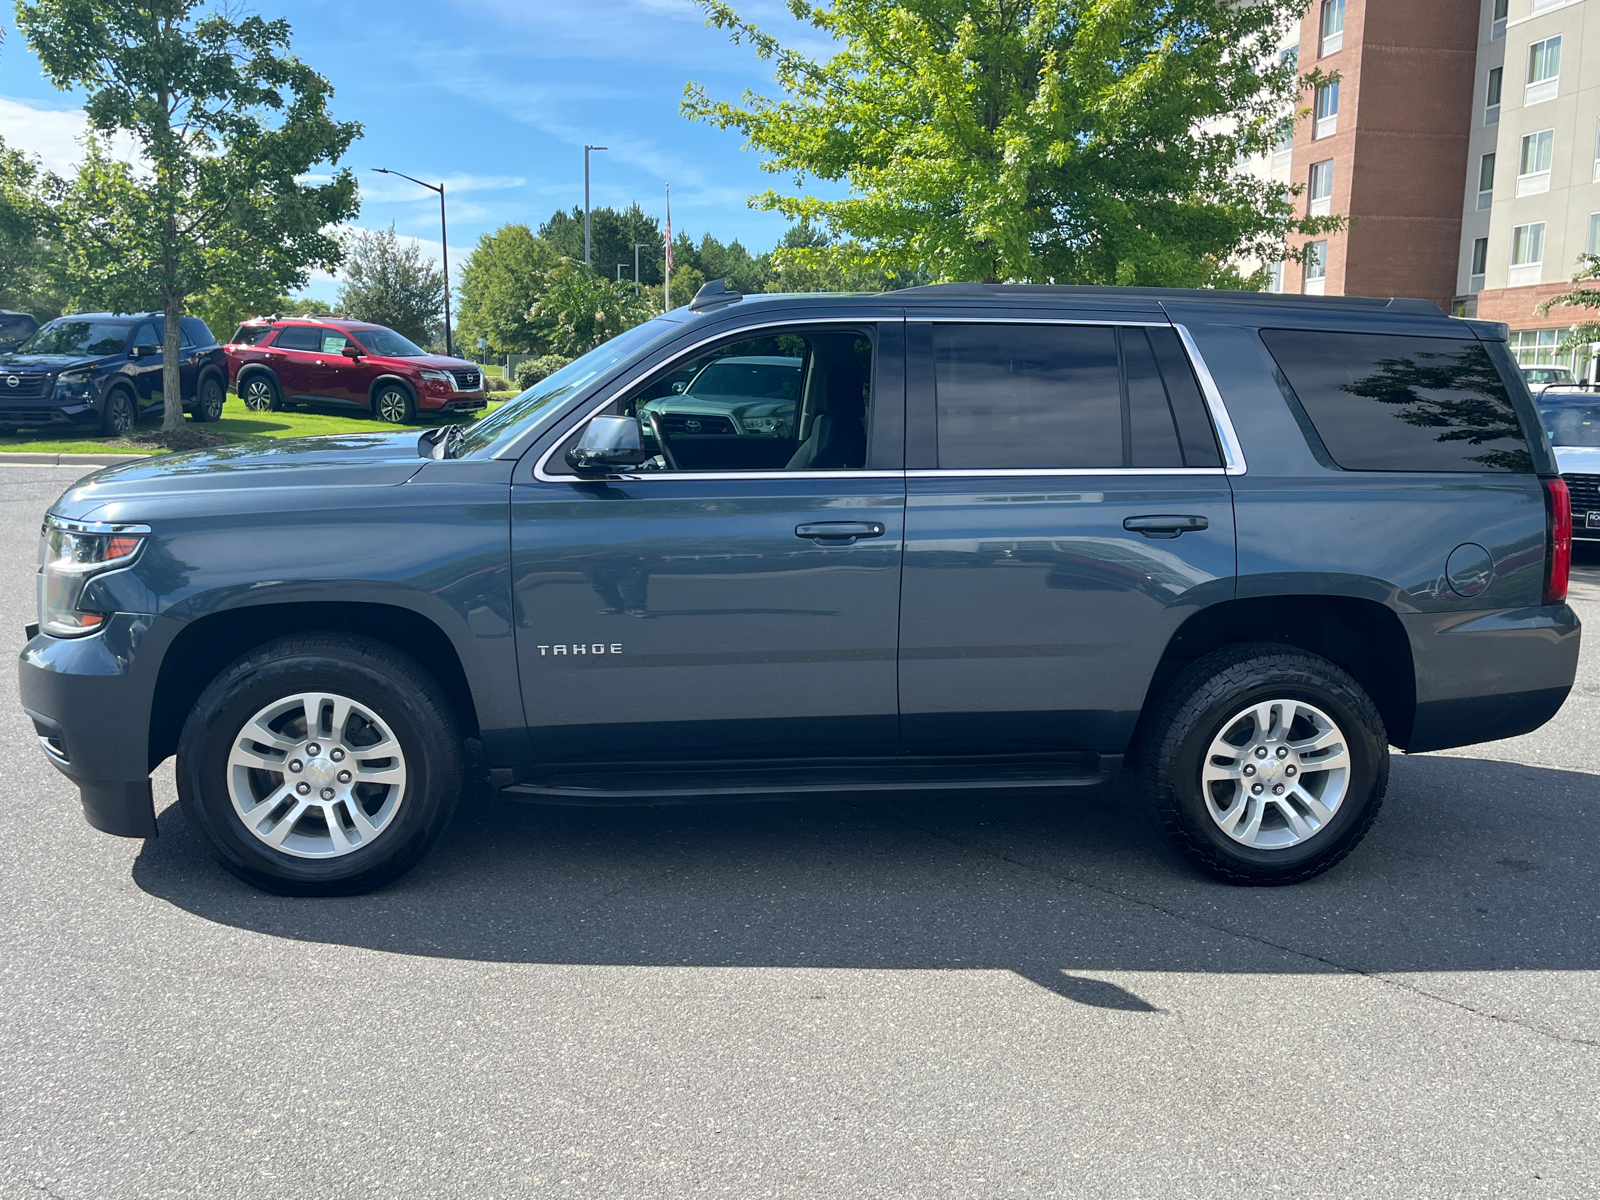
374,383 -> 416,424
1131,642 -> 1389,886
175,634 -> 464,896
99,387 -> 135,436
239,373 -> 280,413
192,374 -> 226,422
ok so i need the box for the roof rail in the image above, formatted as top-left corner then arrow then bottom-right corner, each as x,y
890,282 -> 1444,316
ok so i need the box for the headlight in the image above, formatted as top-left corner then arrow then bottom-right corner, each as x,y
53,371 -> 93,399
743,416 -> 783,434
419,369 -> 454,387
37,517 -> 147,637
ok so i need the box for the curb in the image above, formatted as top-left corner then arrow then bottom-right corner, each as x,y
0,451 -> 150,466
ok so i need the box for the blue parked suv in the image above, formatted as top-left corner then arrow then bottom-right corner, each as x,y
17,283 -> 1581,895
0,312 -> 228,434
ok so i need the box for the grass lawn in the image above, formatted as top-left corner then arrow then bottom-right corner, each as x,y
0,393 -> 515,455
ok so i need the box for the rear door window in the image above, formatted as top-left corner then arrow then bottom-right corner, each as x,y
931,323 -> 1222,470
272,326 -> 322,352
1261,329 -> 1533,472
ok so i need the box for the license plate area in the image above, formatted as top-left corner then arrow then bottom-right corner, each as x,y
1586,511 -> 1600,530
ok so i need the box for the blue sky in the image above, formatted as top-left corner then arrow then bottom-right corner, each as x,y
0,0 -> 833,301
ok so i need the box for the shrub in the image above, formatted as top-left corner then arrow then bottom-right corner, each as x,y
514,355 -> 574,390
482,374 -> 508,392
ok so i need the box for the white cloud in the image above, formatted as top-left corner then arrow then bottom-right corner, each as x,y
358,172 -> 526,204
0,96 -> 141,174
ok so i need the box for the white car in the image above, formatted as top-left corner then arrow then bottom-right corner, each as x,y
1537,390 -> 1600,540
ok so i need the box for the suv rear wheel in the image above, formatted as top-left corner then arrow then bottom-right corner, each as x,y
1132,643 -> 1389,886
374,383 -> 416,424
240,374 -> 280,413
175,634 -> 464,895
192,375 -> 226,422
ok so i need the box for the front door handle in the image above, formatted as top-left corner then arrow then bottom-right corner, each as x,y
1123,515 -> 1209,539
796,521 -> 886,545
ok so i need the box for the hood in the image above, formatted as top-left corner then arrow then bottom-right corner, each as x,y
1553,445 -> 1600,476
49,431 -> 428,523
0,352 -> 102,370
359,353 -> 479,372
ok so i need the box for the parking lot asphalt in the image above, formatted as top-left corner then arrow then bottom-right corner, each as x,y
1,463 -> 1597,1199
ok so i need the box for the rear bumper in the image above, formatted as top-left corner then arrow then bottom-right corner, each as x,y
18,614 -> 164,838
1403,603 -> 1581,752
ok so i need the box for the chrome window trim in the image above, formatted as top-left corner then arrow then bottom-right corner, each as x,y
529,316 -> 893,481
1171,323 -> 1247,475
908,468 -> 1226,478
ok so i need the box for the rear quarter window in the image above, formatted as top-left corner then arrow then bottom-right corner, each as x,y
1261,329 -> 1533,472
230,325 -> 273,346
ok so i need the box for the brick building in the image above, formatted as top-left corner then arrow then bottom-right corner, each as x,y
1259,0 -> 1600,377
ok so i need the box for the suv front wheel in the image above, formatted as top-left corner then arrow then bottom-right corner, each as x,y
175,634 -> 464,895
374,383 -> 416,424
1133,643 -> 1389,886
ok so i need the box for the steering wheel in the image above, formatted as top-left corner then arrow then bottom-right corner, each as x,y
645,409 -> 680,470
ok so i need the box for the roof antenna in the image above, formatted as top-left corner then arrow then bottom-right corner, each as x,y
689,279 -> 744,312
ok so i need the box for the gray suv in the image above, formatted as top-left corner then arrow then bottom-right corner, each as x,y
18,284 -> 1579,895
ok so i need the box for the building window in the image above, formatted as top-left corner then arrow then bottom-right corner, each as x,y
1512,328 -> 1575,371
1303,241 -> 1328,294
1593,119 -> 1600,183
1308,160 -> 1334,217
1271,126 -> 1293,171
1470,237 -> 1488,294
1486,67 -> 1502,125
1532,0 -> 1563,11
1493,0 -> 1508,40
1314,82 -> 1339,139
1280,44 -> 1299,74
1526,35 -> 1562,106
1478,152 -> 1495,210
1320,0 -> 1344,56
1510,221 -> 1546,286
1266,261 -> 1284,293
1587,213 -> 1600,258
1518,129 -> 1554,195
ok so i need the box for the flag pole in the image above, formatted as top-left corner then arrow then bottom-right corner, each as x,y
663,183 -> 672,314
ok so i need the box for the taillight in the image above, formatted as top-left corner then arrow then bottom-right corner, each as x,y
1543,477 -> 1571,605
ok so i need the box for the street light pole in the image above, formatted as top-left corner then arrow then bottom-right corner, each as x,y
584,145 -> 608,269
633,242 -> 647,296
372,167 -> 453,357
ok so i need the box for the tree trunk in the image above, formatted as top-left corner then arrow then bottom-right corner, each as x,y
161,288 -> 184,431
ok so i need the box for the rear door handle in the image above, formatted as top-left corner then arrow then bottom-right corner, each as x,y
1123,515 -> 1209,539
796,521 -> 886,545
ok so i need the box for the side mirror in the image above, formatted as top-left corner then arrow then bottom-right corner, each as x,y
670,381 -> 687,394
342,345 -> 362,360
130,344 -> 155,359
565,416 -> 652,476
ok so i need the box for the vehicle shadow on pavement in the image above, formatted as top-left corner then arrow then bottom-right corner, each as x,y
130,753 -> 1600,1007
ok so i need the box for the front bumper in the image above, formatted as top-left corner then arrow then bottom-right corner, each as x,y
420,393 -> 488,413
0,401 -> 98,428
1403,602 -> 1581,752
18,614 -> 165,838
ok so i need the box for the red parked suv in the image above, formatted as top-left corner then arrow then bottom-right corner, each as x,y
225,317 -> 487,423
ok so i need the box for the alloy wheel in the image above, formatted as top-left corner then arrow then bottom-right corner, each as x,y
242,378 -> 275,412
376,388 -> 411,423
1199,698 -> 1350,850
226,691 -> 408,859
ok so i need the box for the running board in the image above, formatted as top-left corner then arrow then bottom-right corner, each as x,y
499,755 -> 1121,806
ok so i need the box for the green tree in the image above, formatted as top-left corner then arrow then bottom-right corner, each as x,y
334,224 -> 445,345
0,134 -> 70,318
684,0 -> 1336,287
19,0 -> 360,432
540,203 -> 665,285
1539,254 -> 1600,365
456,223 -> 559,354
532,258 -> 655,356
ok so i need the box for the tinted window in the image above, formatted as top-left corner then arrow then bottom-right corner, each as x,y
181,317 -> 215,346
934,324 -> 1122,469
352,327 -> 426,356
1262,330 -> 1532,472
272,325 -> 322,352
230,325 -> 273,346
1147,327 -> 1224,467
1123,328 -> 1185,468
130,323 -> 160,348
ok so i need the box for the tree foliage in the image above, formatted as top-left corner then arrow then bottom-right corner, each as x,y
684,0 -> 1338,287
0,134 -> 70,319
18,0 -> 361,429
531,258 -> 656,357
455,223 -> 559,355
1539,254 -> 1600,358
335,224 -> 445,345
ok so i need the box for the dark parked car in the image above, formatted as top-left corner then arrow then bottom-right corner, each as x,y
0,310 -> 38,354
225,316 -> 487,423
0,313 -> 227,434
19,283 -> 1579,895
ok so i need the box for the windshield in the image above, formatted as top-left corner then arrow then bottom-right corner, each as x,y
688,360 -> 802,399
455,318 -> 680,457
1539,401 -> 1600,447
1524,367 -> 1576,386
18,319 -> 131,356
353,328 -> 426,357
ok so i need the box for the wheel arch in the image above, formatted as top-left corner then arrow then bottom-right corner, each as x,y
148,601 -> 482,770
1142,594 -> 1417,749
235,363 -> 281,395
368,375 -> 417,411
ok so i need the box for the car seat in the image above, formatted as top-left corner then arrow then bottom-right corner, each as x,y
786,367 -> 866,469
